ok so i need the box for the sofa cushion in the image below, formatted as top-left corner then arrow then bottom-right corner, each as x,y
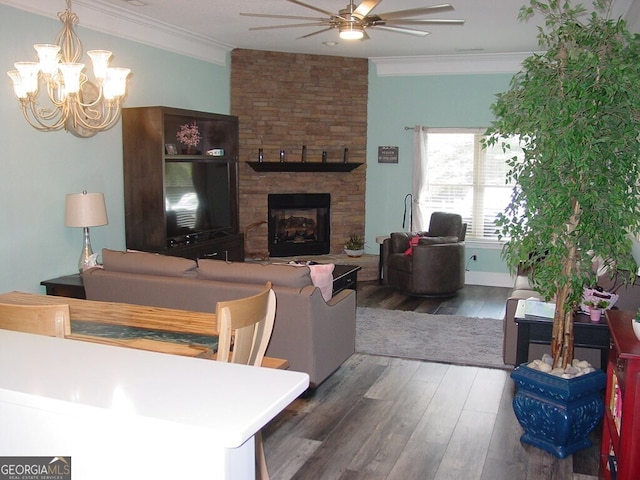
197,260 -> 313,288
102,249 -> 197,277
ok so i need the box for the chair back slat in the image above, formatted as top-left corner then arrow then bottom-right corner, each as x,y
215,282 -> 276,367
0,302 -> 71,338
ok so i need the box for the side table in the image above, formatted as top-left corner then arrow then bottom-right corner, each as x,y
514,300 -> 610,368
332,264 -> 361,295
40,273 -> 86,299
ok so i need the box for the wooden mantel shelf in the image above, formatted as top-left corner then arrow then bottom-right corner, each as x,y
246,161 -> 363,172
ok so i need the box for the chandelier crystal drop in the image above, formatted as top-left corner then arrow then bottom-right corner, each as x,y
6,0 -> 131,138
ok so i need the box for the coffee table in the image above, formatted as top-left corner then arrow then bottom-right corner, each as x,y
332,264 -> 362,294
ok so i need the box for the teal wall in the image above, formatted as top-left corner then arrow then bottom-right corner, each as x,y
0,4 -> 230,293
365,67 -> 514,278
0,4 -> 513,295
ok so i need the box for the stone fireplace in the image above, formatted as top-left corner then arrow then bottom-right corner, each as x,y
268,193 -> 331,257
231,49 -> 368,256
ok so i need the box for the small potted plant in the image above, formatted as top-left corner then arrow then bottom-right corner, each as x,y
584,299 -> 610,323
344,234 -> 365,257
176,121 -> 201,154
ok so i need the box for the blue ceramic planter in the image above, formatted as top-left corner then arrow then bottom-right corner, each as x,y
510,363 -> 606,459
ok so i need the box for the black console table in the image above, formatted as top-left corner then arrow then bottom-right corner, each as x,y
332,264 -> 361,295
41,274 -> 86,299
514,300 -> 610,368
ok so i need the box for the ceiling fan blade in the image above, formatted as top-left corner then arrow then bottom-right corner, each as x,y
379,4 -> 454,20
286,0 -> 340,18
384,18 -> 465,26
240,13 -> 326,21
249,22 -> 329,31
297,27 -> 336,39
353,0 -> 383,19
371,25 -> 430,36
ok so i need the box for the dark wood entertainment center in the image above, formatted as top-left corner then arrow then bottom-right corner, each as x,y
122,106 -> 244,261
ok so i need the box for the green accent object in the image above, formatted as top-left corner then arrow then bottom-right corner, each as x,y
485,0 -> 640,368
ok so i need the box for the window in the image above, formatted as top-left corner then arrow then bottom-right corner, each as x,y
418,129 -> 520,241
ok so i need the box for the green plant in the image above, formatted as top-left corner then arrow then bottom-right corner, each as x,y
635,308 -> 640,323
344,234 -> 365,250
486,0 -> 640,368
585,300 -> 609,310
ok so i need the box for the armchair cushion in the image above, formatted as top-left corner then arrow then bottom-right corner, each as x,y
418,236 -> 460,245
428,212 -> 467,240
102,248 -> 197,277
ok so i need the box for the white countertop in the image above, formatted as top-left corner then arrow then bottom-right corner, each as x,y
0,329 -> 309,449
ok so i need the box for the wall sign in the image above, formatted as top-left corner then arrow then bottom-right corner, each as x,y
378,146 -> 399,163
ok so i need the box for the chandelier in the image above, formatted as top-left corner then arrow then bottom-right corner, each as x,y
6,0 -> 131,138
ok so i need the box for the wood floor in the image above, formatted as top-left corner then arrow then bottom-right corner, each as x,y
262,281 -> 601,480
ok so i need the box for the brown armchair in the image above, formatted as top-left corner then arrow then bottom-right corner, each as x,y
383,212 -> 467,297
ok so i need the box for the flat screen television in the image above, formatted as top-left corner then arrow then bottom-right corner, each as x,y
164,159 -> 236,247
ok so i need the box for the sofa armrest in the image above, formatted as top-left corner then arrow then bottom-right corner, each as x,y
503,287 -> 541,365
326,288 -> 355,306
265,286 -> 356,387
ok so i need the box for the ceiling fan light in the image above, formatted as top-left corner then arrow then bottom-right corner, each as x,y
339,24 -> 364,40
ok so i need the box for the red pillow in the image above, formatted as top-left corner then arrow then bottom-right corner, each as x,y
404,236 -> 420,255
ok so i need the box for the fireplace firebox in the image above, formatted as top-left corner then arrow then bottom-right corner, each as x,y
268,193 -> 330,257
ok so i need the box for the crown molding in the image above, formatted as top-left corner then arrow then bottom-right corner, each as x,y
370,52 -> 536,76
0,0 -> 231,66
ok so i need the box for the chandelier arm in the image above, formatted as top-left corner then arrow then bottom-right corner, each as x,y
68,99 -> 123,132
43,76 -> 70,107
20,100 -> 67,132
57,1 -> 82,64
73,93 -> 105,109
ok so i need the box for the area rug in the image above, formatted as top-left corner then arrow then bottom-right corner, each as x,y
355,307 -> 506,369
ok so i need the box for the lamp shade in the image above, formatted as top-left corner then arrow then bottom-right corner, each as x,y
65,192 -> 108,228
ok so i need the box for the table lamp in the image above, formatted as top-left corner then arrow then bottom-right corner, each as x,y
65,191 -> 108,272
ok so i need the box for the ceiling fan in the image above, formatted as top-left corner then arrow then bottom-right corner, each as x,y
240,0 -> 465,41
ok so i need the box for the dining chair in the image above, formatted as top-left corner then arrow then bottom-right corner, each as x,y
0,302 -> 71,338
215,281 -> 276,480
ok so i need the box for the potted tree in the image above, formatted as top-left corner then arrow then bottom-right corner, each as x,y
486,0 -> 640,457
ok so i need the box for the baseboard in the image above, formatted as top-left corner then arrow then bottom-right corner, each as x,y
465,271 -> 514,288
